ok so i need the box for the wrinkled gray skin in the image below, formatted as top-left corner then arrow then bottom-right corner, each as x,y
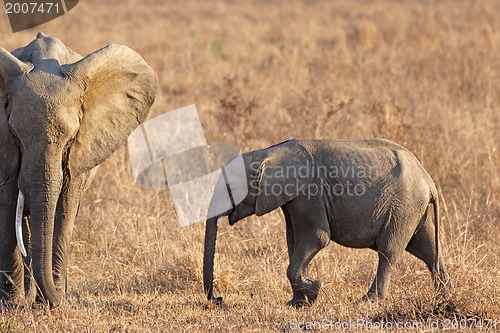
0,33 -> 157,307
204,138 -> 448,307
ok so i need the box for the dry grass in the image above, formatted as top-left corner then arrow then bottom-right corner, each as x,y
1,0 -> 499,331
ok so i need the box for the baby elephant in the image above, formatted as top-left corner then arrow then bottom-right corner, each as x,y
203,138 -> 448,307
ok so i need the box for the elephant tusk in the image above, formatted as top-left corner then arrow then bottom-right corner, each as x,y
15,191 -> 27,257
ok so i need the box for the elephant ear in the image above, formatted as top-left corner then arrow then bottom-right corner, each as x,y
61,44 -> 158,177
0,75 -> 18,184
0,48 -> 30,183
255,141 -> 314,216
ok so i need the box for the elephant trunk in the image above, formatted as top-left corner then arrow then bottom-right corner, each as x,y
26,177 -> 63,308
203,216 -> 221,302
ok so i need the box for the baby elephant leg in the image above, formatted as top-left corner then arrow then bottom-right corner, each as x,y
363,211 -> 416,301
286,229 -> 329,308
363,250 -> 399,301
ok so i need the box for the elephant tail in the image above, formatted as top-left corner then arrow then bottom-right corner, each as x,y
203,216 -> 223,305
430,193 -> 440,276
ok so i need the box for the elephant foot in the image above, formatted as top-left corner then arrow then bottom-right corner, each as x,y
304,280 -> 321,304
359,290 -> 384,303
361,293 -> 375,302
0,285 -> 24,307
0,297 -> 23,310
286,297 -> 310,309
287,279 -> 322,308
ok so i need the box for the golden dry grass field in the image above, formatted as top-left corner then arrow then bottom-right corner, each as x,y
1,0 -> 499,331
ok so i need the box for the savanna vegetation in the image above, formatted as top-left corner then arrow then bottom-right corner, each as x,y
0,0 -> 498,331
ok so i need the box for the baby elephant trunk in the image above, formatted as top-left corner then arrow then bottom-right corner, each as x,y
203,216 -> 222,303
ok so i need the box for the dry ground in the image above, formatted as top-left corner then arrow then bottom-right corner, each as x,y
1,0 -> 499,332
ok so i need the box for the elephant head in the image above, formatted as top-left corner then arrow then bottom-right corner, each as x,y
203,139 -> 313,302
0,33 -> 157,307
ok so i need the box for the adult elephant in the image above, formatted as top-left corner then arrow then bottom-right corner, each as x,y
0,33 -> 157,307
204,138 -> 448,307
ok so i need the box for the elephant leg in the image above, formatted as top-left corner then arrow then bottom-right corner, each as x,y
286,235 -> 328,308
0,232 -> 24,302
405,217 -> 448,295
364,211 -> 414,301
283,208 -> 294,261
283,207 -> 303,303
283,203 -> 330,308
0,196 -> 24,302
363,251 -> 397,301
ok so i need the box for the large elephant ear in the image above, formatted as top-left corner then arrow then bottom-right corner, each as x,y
0,48 -> 30,182
61,44 -> 158,177
0,75 -> 19,183
255,141 -> 314,216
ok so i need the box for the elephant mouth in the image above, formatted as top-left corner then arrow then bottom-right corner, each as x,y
228,209 -> 238,225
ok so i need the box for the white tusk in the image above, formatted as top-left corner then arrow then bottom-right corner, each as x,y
15,191 -> 27,257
